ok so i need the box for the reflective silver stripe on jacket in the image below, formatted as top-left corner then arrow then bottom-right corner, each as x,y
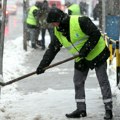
103,98 -> 112,103
66,36 -> 89,51
76,99 -> 85,102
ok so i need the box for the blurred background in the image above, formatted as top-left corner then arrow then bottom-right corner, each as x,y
0,0 -> 120,50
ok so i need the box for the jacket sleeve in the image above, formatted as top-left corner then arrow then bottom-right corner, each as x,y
78,16 -> 101,57
38,35 -> 62,68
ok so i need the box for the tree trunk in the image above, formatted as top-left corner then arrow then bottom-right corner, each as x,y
0,0 -> 7,96
0,0 -> 7,75
23,0 -> 29,51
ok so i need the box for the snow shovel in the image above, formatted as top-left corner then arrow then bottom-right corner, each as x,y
0,54 -> 80,87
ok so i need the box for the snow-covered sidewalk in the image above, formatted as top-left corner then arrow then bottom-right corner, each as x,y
0,88 -> 117,120
0,36 -> 120,120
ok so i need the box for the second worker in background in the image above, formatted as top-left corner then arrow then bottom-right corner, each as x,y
39,0 -> 54,50
26,1 -> 43,49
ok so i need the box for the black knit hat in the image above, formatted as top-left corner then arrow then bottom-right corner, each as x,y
47,8 -> 65,23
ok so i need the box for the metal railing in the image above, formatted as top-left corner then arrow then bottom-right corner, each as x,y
101,32 -> 120,88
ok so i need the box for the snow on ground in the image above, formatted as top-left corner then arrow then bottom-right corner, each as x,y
0,36 -> 120,120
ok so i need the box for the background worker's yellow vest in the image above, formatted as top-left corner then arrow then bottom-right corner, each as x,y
55,16 -> 106,62
68,4 -> 81,15
26,6 -> 38,26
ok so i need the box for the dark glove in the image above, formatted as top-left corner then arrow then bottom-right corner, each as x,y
36,65 -> 45,74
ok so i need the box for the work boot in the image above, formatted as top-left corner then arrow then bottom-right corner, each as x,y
104,110 -> 113,120
65,109 -> 87,118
